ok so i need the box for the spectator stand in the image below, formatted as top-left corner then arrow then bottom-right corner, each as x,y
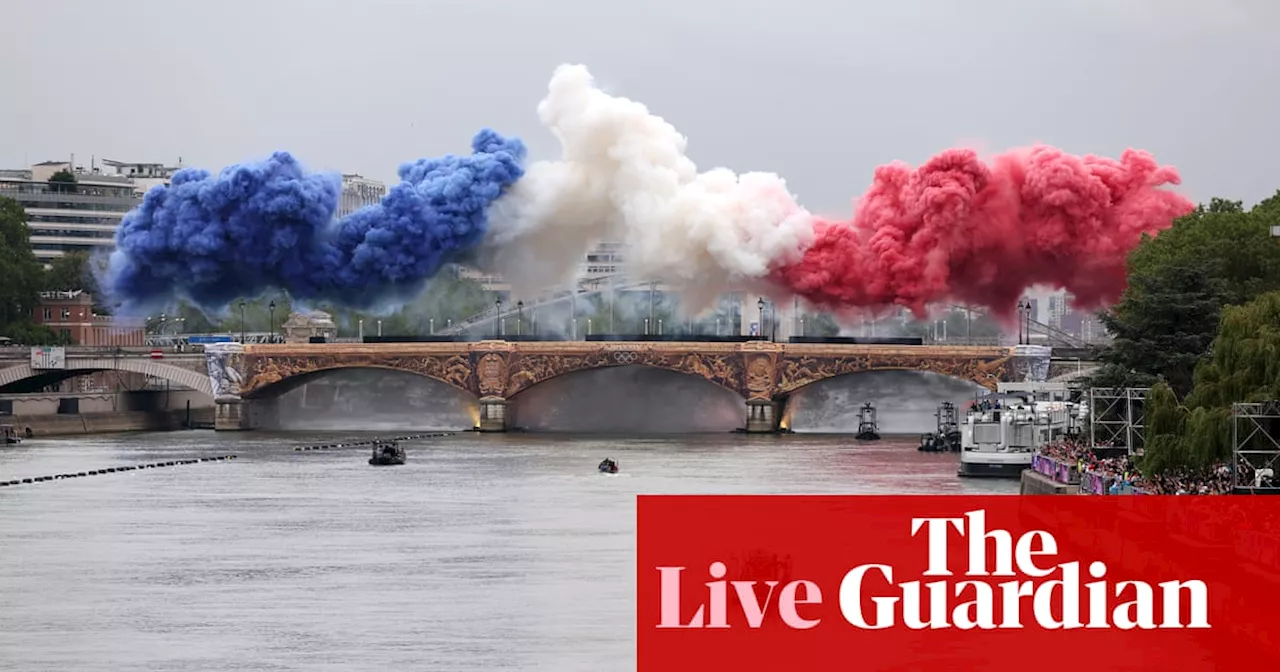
1233,401 -> 1280,494
1088,387 -> 1148,456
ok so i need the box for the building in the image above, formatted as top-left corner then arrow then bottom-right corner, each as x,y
0,157 -> 182,266
281,311 -> 338,343
1046,291 -> 1073,328
337,174 -> 386,218
31,291 -> 145,346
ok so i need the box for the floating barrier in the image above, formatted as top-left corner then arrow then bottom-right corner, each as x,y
292,433 -> 455,452
0,455 -> 237,488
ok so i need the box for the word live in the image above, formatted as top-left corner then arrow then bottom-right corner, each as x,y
0,455 -> 238,487
655,509 -> 1210,631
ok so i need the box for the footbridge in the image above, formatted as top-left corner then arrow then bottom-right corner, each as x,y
203,340 -> 1055,432
0,348 -> 212,396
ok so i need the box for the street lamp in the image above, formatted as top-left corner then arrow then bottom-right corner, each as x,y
1017,300 -> 1031,345
517,300 -> 524,337
377,319 -> 382,337
238,300 -> 246,343
495,297 -> 503,338
649,281 -> 656,331
757,297 -> 765,339
429,317 -> 434,335
268,300 -> 276,343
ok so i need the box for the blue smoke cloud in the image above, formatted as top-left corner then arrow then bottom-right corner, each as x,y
101,129 -> 526,314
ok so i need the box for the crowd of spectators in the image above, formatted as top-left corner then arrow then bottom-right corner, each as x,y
1037,439 -> 1235,494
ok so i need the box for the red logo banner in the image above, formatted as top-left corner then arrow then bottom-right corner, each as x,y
637,495 -> 1280,671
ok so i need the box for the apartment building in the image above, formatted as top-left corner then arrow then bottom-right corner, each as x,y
337,174 -> 386,217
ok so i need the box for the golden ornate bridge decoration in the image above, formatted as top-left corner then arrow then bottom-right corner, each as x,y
230,340 -> 1028,402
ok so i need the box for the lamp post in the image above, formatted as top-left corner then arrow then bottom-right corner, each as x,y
377,319 -> 382,337
757,297 -> 765,339
649,281 -> 656,332
358,318 -> 364,341
268,300 -> 276,343
1017,300 -> 1031,345
517,300 -> 524,337
495,297 -> 503,338
644,317 -> 650,335
587,318 -> 592,336
238,301 -> 246,343
429,318 -> 434,335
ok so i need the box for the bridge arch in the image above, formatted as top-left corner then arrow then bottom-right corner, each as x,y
241,364 -> 479,400
504,363 -> 747,433
0,358 -> 213,396
778,366 -> 999,399
503,358 -> 746,401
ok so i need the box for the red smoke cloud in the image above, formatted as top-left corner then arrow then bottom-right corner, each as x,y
771,146 -> 1194,318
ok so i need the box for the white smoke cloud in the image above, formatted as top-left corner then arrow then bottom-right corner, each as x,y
478,64 -> 815,311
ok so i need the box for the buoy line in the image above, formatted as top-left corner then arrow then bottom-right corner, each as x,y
0,455 -> 238,488
292,432 -> 456,452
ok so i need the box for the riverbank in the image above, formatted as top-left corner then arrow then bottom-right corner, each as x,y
4,407 -> 215,438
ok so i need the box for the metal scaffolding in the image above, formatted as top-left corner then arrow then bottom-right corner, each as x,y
1088,387 -> 1149,454
1232,401 -> 1280,493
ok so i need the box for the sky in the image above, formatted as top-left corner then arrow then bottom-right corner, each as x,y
3,0 -> 1278,216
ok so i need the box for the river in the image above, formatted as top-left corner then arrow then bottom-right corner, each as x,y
0,430 -> 1016,671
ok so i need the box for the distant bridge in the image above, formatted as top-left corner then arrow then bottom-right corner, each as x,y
203,340 -> 1056,432
0,351 -> 211,396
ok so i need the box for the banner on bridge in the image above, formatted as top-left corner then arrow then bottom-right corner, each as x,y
187,335 -> 234,344
29,346 -> 65,370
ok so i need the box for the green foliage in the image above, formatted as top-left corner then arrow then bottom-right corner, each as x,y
47,169 -> 78,194
1138,291 -> 1280,474
1184,291 -> 1280,408
0,196 -> 45,336
1095,261 -> 1226,396
1088,193 -> 1280,394
0,320 -> 69,346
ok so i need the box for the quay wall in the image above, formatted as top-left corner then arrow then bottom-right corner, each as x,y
6,408 -> 215,437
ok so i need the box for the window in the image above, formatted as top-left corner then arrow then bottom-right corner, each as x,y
61,308 -> 71,320
59,328 -> 71,341
43,308 -> 52,320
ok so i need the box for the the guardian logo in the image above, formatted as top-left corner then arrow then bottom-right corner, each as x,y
655,509 -> 1210,631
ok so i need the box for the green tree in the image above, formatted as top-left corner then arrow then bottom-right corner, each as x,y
1088,193 -> 1280,393
0,196 -> 46,338
48,169 -> 78,194
1093,261 -> 1226,396
1138,290 -> 1280,474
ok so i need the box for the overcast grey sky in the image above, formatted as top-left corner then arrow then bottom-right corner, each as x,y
3,0 -> 1278,215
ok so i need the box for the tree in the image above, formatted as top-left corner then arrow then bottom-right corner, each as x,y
1088,194 -> 1280,394
1093,261 -> 1226,396
48,169 -> 78,194
0,196 -> 46,338
1138,290 -> 1280,474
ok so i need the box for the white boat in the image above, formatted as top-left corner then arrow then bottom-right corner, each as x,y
957,383 -> 1083,478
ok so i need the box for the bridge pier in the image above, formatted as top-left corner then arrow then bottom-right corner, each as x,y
214,399 -> 249,431
477,396 -> 508,432
743,399 -> 779,433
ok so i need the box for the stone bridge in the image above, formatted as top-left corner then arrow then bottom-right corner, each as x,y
0,352 -> 213,396
205,341 -> 1053,432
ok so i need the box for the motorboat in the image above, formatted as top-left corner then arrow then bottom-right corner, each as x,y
918,402 -> 962,452
1,424 -> 20,445
598,458 -> 619,474
368,440 -> 406,466
957,383 -> 1080,478
854,402 -> 880,441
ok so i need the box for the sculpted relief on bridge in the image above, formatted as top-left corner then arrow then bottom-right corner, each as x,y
203,341 -> 1043,404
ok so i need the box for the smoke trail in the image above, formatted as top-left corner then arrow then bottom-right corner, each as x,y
475,64 -> 815,309
101,130 -> 525,313
769,147 -> 1195,317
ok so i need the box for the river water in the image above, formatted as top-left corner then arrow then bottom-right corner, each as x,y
0,430 -> 1015,671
